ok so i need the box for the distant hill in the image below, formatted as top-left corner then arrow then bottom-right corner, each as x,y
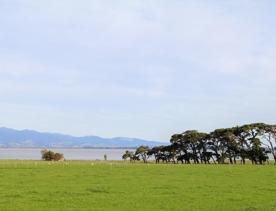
0,127 -> 166,148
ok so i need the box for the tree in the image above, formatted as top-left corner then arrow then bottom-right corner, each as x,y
210,128 -> 238,164
170,133 -> 189,162
260,124 -> 276,164
181,130 -> 208,164
236,123 -> 267,164
122,150 -> 133,161
135,146 -> 150,163
122,150 -> 139,162
148,146 -> 165,163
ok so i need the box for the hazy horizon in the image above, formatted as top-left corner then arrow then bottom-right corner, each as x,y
0,125 -> 167,142
1,1 -> 276,141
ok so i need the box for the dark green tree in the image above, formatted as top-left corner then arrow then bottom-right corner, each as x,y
135,146 -> 150,163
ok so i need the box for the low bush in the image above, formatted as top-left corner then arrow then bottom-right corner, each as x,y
41,149 -> 64,161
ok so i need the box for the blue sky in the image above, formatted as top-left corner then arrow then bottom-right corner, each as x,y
0,0 -> 276,141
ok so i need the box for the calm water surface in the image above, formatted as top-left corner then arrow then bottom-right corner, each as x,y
0,148 -> 274,161
0,148 -> 130,160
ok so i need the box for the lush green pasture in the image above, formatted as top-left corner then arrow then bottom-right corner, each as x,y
0,161 -> 276,210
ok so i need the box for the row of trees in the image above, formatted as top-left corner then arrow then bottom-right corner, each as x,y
122,123 -> 276,165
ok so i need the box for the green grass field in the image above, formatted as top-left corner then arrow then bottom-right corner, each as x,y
0,161 -> 276,210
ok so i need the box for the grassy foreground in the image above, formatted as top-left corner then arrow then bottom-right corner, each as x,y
0,161 -> 276,210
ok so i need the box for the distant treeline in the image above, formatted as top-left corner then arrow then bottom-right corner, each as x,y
123,123 -> 276,164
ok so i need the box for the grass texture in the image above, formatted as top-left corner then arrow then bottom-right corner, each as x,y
0,160 -> 276,210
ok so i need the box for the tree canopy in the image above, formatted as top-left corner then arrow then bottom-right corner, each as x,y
125,123 -> 276,165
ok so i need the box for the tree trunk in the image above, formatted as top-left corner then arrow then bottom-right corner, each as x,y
268,140 -> 276,165
241,157 -> 245,165
229,157 -> 233,164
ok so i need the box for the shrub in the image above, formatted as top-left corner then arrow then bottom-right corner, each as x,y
41,149 -> 64,161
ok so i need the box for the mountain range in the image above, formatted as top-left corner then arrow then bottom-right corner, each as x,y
0,127 -> 166,148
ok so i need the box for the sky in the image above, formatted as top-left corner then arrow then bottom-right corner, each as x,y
0,0 -> 276,141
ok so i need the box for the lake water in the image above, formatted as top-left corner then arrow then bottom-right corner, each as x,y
0,148 -> 274,161
0,148 -> 130,160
